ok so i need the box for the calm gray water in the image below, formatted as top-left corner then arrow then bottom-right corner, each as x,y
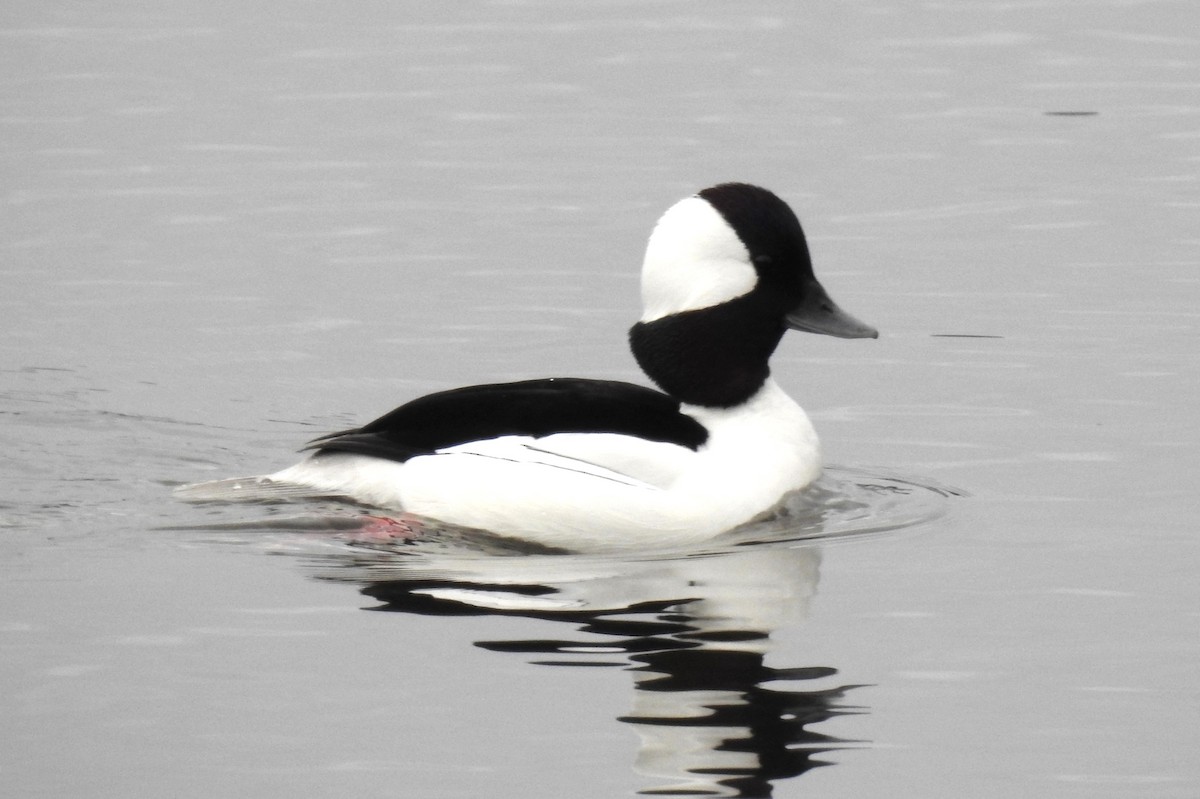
3,1 -> 1198,797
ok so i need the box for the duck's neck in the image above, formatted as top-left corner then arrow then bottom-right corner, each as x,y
629,296 -> 786,409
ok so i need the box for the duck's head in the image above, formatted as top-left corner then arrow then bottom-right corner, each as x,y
630,182 -> 877,408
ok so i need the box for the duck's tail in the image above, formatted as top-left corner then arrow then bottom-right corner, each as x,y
173,475 -> 350,504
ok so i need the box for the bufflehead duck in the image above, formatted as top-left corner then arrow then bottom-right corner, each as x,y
178,183 -> 877,551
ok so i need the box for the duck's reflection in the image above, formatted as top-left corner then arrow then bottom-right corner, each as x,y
315,542 -> 864,797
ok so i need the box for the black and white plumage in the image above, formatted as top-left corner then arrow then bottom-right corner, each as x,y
177,183 -> 877,551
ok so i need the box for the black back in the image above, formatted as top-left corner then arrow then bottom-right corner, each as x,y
307,377 -> 708,463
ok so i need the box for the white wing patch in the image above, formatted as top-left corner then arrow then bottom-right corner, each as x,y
434,433 -> 694,491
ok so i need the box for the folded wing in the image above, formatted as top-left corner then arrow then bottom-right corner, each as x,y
306,377 -> 708,464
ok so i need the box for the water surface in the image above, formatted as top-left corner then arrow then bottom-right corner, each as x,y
3,1 -> 1198,797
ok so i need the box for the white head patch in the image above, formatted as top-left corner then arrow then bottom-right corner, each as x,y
639,195 -> 757,322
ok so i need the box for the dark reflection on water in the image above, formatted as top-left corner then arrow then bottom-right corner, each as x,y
328,545 -> 866,797
181,469 -> 952,795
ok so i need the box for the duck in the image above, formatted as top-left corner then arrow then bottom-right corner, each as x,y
177,182 -> 878,551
